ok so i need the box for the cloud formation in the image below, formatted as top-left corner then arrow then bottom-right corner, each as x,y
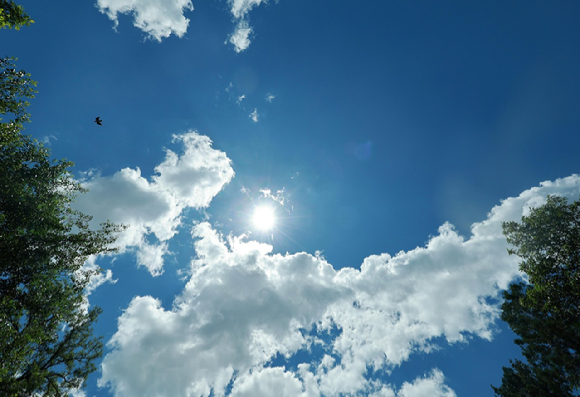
226,0 -> 272,52
228,20 -> 253,53
98,175 -> 580,396
95,0 -> 274,50
229,0 -> 267,20
75,131 -> 234,275
396,370 -> 456,397
249,108 -> 259,122
96,0 -> 194,41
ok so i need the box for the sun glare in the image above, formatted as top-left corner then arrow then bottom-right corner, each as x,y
252,206 -> 276,231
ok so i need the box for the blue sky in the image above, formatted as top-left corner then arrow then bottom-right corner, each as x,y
3,1 -> 580,396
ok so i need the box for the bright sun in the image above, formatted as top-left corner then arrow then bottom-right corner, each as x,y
252,206 -> 276,231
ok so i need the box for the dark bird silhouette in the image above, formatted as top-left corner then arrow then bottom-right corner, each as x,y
95,117 -> 102,126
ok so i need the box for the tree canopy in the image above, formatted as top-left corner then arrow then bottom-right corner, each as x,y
0,57 -> 36,124
0,58 -> 123,395
493,195 -> 580,396
0,0 -> 33,30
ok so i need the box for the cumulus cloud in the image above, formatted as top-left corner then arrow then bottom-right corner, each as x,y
74,131 -> 234,275
100,223 -> 347,396
135,241 -> 169,277
99,175 -> 580,396
153,133 -> 235,208
96,0 -> 194,41
397,369 -> 456,397
230,367 -> 304,397
228,20 -> 253,53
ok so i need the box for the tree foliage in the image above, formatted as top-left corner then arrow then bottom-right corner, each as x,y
0,58 -> 123,396
0,57 -> 36,124
493,195 -> 580,396
0,0 -> 33,30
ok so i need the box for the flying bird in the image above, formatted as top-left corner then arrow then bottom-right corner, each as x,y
95,117 -> 102,126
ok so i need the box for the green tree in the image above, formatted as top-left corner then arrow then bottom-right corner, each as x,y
493,195 -> 580,397
0,59 -> 123,395
0,57 -> 36,124
0,0 -> 33,30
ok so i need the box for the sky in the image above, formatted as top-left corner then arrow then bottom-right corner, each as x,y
2,1 -> 580,396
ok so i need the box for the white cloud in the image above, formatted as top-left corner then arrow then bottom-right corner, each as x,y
94,0 -> 276,49
229,0 -> 267,20
135,241 -> 169,276
230,367 -> 304,397
153,133 -> 235,209
98,175 -> 580,396
77,254 -> 117,315
74,131 -> 234,276
66,388 -> 87,397
77,166 -> 179,247
96,0 -> 194,41
228,20 -> 253,53
259,188 -> 286,205
236,94 -> 246,105
82,256 -> 117,296
100,223 -> 348,396
397,369 -> 456,397
265,93 -> 275,102
249,108 -> 259,122
225,0 -> 281,52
